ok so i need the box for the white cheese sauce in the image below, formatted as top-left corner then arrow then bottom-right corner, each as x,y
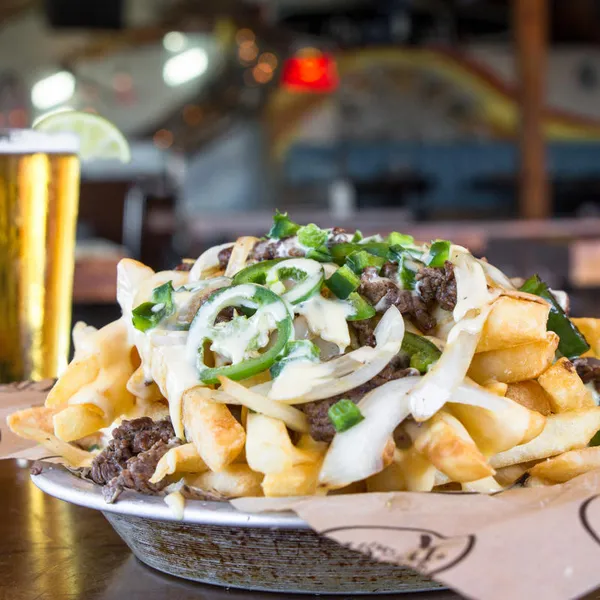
295,294 -> 352,352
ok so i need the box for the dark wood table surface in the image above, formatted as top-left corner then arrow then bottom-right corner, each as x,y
3,458 -> 600,600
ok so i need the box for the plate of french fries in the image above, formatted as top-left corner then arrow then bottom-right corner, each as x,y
9,212 -> 600,513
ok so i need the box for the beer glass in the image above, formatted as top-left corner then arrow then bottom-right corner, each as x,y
0,130 -> 80,382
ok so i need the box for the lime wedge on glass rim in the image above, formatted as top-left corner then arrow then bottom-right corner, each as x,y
33,111 -> 131,163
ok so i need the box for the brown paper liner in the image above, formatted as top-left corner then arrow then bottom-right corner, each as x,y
4,381 -> 600,599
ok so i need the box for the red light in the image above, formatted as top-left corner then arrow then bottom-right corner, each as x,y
280,53 -> 338,93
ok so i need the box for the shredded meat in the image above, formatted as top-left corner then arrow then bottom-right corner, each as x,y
300,356 -> 419,442
416,261 -> 457,312
358,267 -> 435,332
350,317 -> 378,348
380,261 -> 399,279
573,358 -> 600,393
250,237 -> 304,262
174,259 -> 194,272
102,439 -> 181,503
217,246 -> 233,269
329,227 -> 351,245
91,418 -> 179,502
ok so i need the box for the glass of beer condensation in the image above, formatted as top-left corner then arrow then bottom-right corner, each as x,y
0,130 -> 80,382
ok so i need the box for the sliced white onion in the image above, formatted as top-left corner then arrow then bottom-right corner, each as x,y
189,242 -> 234,282
218,377 -> 309,433
478,258 -> 515,291
269,306 -> 405,403
318,377 -> 420,488
451,249 -> 493,322
409,300 -> 496,422
116,258 -> 154,315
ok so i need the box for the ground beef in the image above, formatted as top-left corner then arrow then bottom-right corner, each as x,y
91,417 -> 177,489
358,267 -> 435,332
102,438 -> 181,503
573,357 -> 600,393
217,246 -> 234,269
416,261 -> 457,312
300,355 -> 419,442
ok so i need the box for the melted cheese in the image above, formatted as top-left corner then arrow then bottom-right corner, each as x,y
295,294 -> 352,352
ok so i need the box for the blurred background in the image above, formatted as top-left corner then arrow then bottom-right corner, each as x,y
3,0 -> 600,325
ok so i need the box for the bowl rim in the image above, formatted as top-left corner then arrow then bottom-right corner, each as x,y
32,466 -> 308,529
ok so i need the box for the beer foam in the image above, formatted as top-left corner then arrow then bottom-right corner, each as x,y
0,129 -> 79,155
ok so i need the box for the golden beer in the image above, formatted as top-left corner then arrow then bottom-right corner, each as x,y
0,130 -> 80,381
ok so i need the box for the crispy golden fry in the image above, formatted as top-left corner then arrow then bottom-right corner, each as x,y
182,388 -> 245,472
572,318 -> 600,358
7,406 -> 94,467
149,443 -> 208,484
462,476 -> 503,493
525,476 -> 549,488
397,447 -> 437,492
224,236 -> 259,277
72,322 -> 98,357
476,296 -> 550,353
366,461 -> 406,492
450,395 -> 545,455
245,413 -> 316,474
494,463 -> 536,487
505,381 -> 553,416
53,405 -> 106,442
537,357 -> 595,412
263,461 -> 324,497
490,408 -> 600,469
45,355 -> 100,408
528,447 -> 600,483
411,412 -> 494,483
188,464 -> 263,497
468,332 -> 559,384
126,367 -> 164,403
482,380 -> 508,396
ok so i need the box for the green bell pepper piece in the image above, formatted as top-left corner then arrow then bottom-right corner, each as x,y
346,250 -> 386,274
424,240 -> 451,267
328,399 -> 364,433
401,331 -> 442,374
519,275 -> 590,359
346,292 -> 376,321
189,284 -> 293,384
325,265 -> 361,299
132,281 -> 175,332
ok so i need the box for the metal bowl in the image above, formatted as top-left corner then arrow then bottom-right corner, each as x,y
33,467 -> 442,594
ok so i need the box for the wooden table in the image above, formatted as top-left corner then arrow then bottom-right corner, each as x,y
0,460 -> 457,600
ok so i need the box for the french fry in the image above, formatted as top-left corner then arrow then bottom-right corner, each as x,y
490,408 -> 600,469
528,447 -> 600,483
53,405 -> 106,442
149,443 -> 208,484
397,447 -> 437,492
7,407 -> 94,467
224,236 -> 259,277
411,412 -> 495,482
245,413 -> 316,474
505,381 -> 553,416
263,461 -> 324,497
462,476 -> 503,493
366,461 -> 406,492
468,332 -> 559,384
476,296 -> 550,353
537,357 -> 595,412
525,476 -> 549,488
72,322 -> 98,357
571,318 -> 600,358
126,367 -> 164,403
188,464 -> 263,497
482,380 -> 508,396
182,387 -> 245,472
449,395 -> 545,455
494,462 -> 537,487
45,355 -> 100,408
